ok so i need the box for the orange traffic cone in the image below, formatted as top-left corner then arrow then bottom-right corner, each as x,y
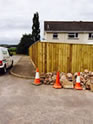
53,72 -> 62,89
32,68 -> 41,86
75,72 -> 82,90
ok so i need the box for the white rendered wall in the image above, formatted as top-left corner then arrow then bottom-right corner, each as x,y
44,32 -> 93,44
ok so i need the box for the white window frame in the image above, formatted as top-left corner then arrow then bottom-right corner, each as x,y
68,33 -> 78,39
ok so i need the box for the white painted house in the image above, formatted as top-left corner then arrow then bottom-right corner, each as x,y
44,21 -> 93,44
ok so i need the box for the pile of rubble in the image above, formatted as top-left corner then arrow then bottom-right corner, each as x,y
40,69 -> 93,91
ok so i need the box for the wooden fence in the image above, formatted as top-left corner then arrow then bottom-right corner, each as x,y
29,42 -> 93,73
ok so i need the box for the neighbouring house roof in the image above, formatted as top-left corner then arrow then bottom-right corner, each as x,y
44,21 -> 93,32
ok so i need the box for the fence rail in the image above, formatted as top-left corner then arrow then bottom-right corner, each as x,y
29,42 -> 93,73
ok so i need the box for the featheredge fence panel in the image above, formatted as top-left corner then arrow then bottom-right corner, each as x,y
71,44 -> 93,72
29,42 -> 93,73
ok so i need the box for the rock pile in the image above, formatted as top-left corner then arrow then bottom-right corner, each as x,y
40,69 -> 93,91
40,72 -> 56,85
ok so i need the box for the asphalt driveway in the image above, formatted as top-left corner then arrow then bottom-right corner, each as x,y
0,55 -> 93,124
0,72 -> 93,124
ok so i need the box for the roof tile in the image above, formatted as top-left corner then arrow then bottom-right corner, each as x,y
44,21 -> 93,31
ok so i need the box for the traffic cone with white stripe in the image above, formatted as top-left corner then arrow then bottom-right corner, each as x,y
75,72 -> 82,90
32,68 -> 41,86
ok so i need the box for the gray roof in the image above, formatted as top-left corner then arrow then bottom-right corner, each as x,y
44,21 -> 93,32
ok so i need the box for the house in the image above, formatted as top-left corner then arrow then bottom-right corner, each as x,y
44,21 -> 93,44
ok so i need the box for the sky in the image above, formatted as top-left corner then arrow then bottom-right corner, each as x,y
0,0 -> 93,44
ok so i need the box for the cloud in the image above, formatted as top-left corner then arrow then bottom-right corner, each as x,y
0,16 -> 31,44
0,29 -> 31,44
0,0 -> 93,44
0,18 -> 31,30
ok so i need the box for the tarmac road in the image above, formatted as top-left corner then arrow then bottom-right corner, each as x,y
12,55 -> 22,65
0,56 -> 93,124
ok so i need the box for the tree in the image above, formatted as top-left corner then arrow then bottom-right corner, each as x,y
16,34 -> 33,55
32,12 -> 40,42
17,12 -> 40,55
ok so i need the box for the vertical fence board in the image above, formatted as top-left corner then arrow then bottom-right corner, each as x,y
42,43 -> 46,73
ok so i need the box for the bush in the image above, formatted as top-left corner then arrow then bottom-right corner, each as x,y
8,47 -> 16,55
16,34 -> 34,55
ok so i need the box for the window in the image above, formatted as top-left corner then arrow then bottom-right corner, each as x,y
89,33 -> 93,39
68,33 -> 78,39
53,33 -> 58,39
